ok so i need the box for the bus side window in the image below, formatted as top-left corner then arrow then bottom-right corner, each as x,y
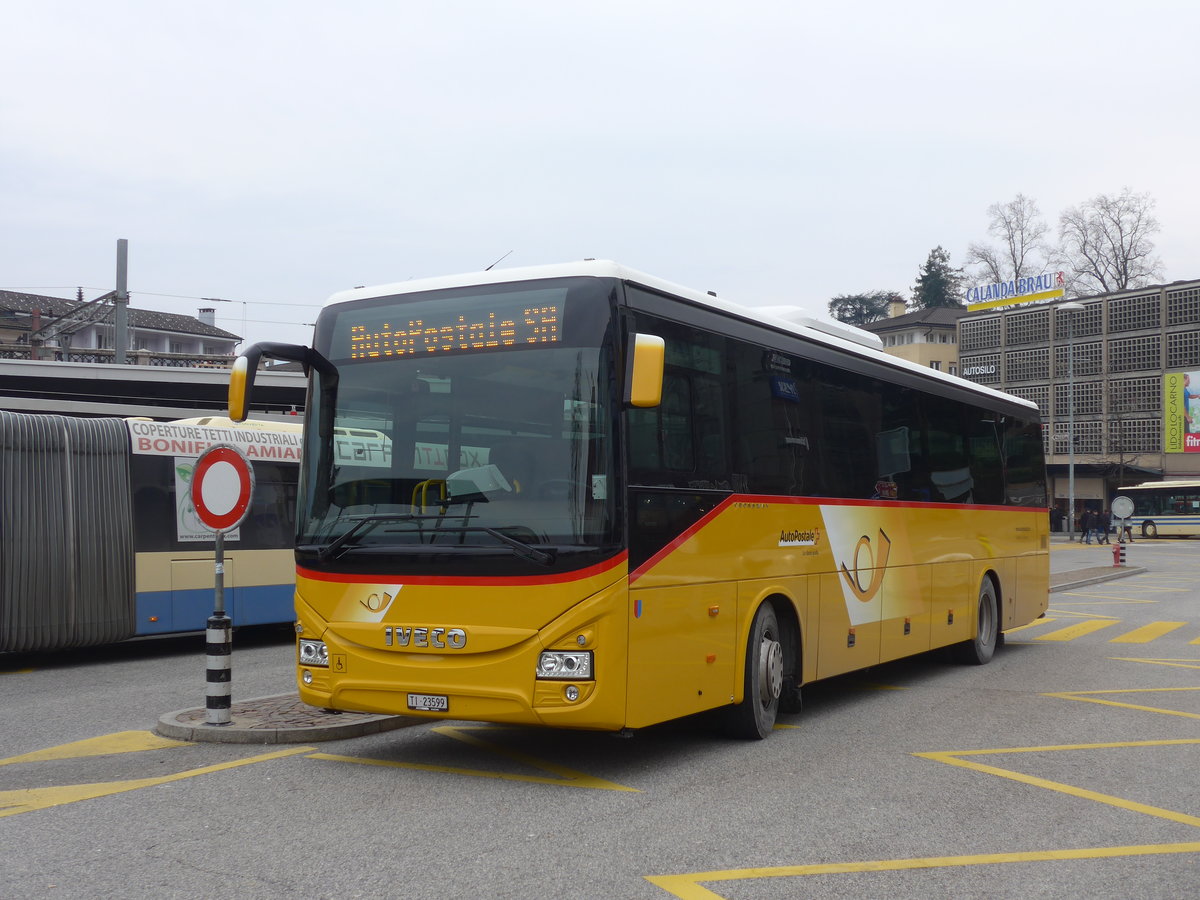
627,371 -> 695,479
815,368 -> 881,499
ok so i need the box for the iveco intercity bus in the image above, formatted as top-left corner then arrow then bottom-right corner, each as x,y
227,261 -> 1050,738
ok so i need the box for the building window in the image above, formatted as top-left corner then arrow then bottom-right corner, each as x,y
1108,293 -> 1160,333
930,361 -> 941,371
1053,341 -> 1102,378
1108,335 -> 1161,373
959,317 -> 1001,352
1053,420 -> 1102,455
1006,309 -> 1049,346
1006,347 -> 1049,382
1167,287 -> 1200,326
170,341 -> 186,354
1108,417 -> 1161,453
1166,330 -> 1200,368
1053,304 -> 1102,339
1109,377 -> 1161,414
1055,380 -> 1103,416
948,363 -> 958,376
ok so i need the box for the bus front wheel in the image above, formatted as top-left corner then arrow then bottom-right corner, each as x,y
1143,522 -> 1158,539
955,578 -> 999,665
726,603 -> 783,740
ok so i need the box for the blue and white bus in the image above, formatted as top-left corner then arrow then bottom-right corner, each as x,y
1120,480 -> 1200,538
0,413 -> 301,652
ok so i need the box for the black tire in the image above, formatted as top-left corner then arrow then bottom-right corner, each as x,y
725,603 -> 783,739
954,578 -> 999,665
1143,521 -> 1158,539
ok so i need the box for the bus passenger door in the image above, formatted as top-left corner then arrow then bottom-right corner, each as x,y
626,581 -> 737,728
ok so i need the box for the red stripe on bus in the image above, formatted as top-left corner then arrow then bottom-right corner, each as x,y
629,496 -> 739,585
296,552 -> 628,587
628,493 -> 1046,583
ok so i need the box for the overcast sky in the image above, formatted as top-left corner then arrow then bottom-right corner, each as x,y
3,1 -> 1197,349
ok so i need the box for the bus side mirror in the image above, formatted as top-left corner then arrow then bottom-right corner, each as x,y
228,341 -> 332,422
625,333 -> 664,408
228,355 -> 253,422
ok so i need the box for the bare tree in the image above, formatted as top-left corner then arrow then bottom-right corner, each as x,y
965,194 -> 1051,284
1057,188 -> 1164,295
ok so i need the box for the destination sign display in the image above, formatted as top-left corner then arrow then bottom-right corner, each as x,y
345,293 -> 561,360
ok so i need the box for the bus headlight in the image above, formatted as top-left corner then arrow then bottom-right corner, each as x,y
299,639 -> 329,667
537,650 -> 593,679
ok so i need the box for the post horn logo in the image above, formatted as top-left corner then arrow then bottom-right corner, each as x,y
839,529 -> 891,603
360,587 -> 401,614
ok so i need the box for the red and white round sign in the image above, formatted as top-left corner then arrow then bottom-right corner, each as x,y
191,444 -> 255,533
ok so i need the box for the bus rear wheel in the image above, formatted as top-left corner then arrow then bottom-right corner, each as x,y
955,578 -> 998,665
1143,522 -> 1158,539
725,603 -> 783,740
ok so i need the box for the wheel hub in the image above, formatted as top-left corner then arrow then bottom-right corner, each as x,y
759,637 -> 784,703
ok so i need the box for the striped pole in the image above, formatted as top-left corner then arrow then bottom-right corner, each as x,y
205,531 -> 232,725
206,614 -> 232,725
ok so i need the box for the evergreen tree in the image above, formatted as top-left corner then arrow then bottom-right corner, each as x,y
911,246 -> 965,309
827,290 -> 904,325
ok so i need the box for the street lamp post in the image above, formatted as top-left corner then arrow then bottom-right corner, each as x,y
1060,302 -> 1085,541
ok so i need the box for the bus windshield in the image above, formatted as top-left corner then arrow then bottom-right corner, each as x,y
298,278 -> 620,571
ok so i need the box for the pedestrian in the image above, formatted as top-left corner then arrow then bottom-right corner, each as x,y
1080,507 -> 1095,544
1118,519 -> 1135,543
1097,508 -> 1110,543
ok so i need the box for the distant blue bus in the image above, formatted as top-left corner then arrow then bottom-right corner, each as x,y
1120,480 -> 1200,538
0,413 -> 301,652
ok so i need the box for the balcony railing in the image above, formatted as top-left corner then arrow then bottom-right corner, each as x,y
0,344 -> 236,368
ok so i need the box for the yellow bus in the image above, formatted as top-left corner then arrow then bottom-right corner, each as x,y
228,261 -> 1049,738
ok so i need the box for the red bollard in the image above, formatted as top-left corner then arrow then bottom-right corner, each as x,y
1112,543 -> 1126,567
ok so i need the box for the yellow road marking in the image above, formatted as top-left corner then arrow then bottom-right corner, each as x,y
1109,622 -> 1187,643
1044,608 -> 1121,619
916,739 -> 1200,827
1191,635 -> 1200,645
642,738 -> 1200,900
1051,599 -> 1156,606
309,725 -> 639,792
1004,618 -> 1057,634
0,746 -> 313,818
0,668 -> 34,675
1045,686 -> 1200,720
0,731 -> 188,767
644,843 -> 1200,899
1109,657 -> 1200,671
1034,620 -> 1119,641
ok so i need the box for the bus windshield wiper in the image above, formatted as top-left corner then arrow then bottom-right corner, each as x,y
308,515 -> 555,566
313,514 -> 426,561
429,524 -> 557,566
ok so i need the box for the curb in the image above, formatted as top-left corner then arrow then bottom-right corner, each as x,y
155,693 -> 419,744
1050,566 -> 1146,593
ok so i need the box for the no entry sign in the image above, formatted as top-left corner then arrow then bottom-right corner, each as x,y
191,444 -> 255,533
